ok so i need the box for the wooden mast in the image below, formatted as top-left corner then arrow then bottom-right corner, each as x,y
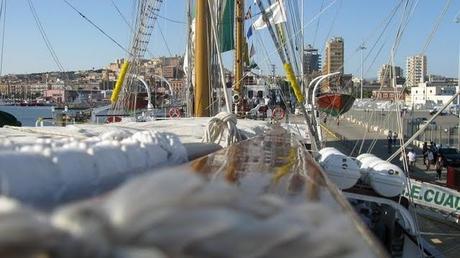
234,0 -> 244,98
194,0 -> 210,116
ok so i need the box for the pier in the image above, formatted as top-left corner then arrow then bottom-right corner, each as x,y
322,115 -> 460,258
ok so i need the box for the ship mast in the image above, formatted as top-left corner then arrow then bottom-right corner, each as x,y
194,0 -> 210,117
234,0 -> 245,101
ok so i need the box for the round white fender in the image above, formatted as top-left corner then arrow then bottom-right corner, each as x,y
357,153 -> 406,197
369,162 -> 406,197
318,147 -> 361,190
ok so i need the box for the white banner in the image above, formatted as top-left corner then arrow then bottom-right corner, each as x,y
402,179 -> 460,216
253,0 -> 287,30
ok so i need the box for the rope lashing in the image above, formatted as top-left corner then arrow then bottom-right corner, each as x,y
202,112 -> 242,147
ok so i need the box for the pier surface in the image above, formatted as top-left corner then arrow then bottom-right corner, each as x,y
323,117 -> 460,258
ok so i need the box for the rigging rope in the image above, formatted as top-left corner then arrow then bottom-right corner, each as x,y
27,0 -> 66,74
354,0 -> 418,155
157,23 -> 172,57
323,0 -> 342,46
0,0 -> 5,76
229,0 -> 338,94
387,1 -> 424,255
156,13 -> 186,24
110,0 -> 131,29
112,0 -> 163,114
312,0 -> 325,47
63,0 -> 130,54
420,0 -> 452,54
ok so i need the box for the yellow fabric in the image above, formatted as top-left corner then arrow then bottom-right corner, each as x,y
273,147 -> 297,183
283,63 -> 304,102
110,60 -> 129,104
275,24 -> 285,45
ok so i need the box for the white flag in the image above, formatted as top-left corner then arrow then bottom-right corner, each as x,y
252,0 -> 287,30
183,18 -> 195,74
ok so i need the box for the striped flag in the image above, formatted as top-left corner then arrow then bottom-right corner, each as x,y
247,25 -> 253,39
244,6 -> 252,20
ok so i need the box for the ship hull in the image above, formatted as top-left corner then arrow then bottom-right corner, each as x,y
316,93 -> 355,117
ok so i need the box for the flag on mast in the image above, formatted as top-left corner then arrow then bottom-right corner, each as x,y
249,44 -> 255,57
247,25 -> 253,38
252,0 -> 287,30
219,0 -> 235,52
244,6 -> 252,20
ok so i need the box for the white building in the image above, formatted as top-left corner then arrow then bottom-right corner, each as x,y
411,81 -> 458,106
406,55 -> 427,87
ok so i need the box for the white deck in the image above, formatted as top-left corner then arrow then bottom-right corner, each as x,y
0,118 -> 269,146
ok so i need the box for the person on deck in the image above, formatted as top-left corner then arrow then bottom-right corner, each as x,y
392,131 -> 398,145
426,149 -> 434,170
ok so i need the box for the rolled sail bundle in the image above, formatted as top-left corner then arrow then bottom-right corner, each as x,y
318,147 -> 361,190
0,162 -> 383,257
0,130 -> 188,209
0,150 -> 61,207
356,154 -> 407,197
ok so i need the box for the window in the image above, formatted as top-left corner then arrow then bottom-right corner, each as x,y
257,91 -> 263,98
248,90 -> 253,99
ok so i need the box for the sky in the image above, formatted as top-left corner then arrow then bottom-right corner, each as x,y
1,0 -> 460,79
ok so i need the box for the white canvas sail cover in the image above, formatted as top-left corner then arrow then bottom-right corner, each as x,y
253,0 -> 287,30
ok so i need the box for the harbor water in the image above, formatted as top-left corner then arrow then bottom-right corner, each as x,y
0,105 -> 53,127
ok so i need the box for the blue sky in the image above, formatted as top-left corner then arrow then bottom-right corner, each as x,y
2,0 -> 460,79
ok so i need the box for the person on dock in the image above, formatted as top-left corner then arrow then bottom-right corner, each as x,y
426,149 -> 434,170
392,131 -> 398,146
422,142 -> 428,165
387,130 -> 393,153
435,156 -> 443,180
407,149 -> 416,170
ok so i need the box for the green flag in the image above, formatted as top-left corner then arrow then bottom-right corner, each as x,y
249,60 -> 259,70
219,0 -> 235,52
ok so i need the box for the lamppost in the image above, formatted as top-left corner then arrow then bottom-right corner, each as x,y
359,44 -> 367,100
455,14 -> 460,149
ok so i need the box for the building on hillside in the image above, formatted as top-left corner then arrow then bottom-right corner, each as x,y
170,79 -> 185,101
161,56 -> 183,67
107,59 -> 126,74
43,89 -> 103,104
28,83 -> 50,96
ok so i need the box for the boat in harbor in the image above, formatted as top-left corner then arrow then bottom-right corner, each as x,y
316,93 -> 355,117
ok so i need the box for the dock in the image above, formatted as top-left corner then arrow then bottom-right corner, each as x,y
322,117 -> 460,258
